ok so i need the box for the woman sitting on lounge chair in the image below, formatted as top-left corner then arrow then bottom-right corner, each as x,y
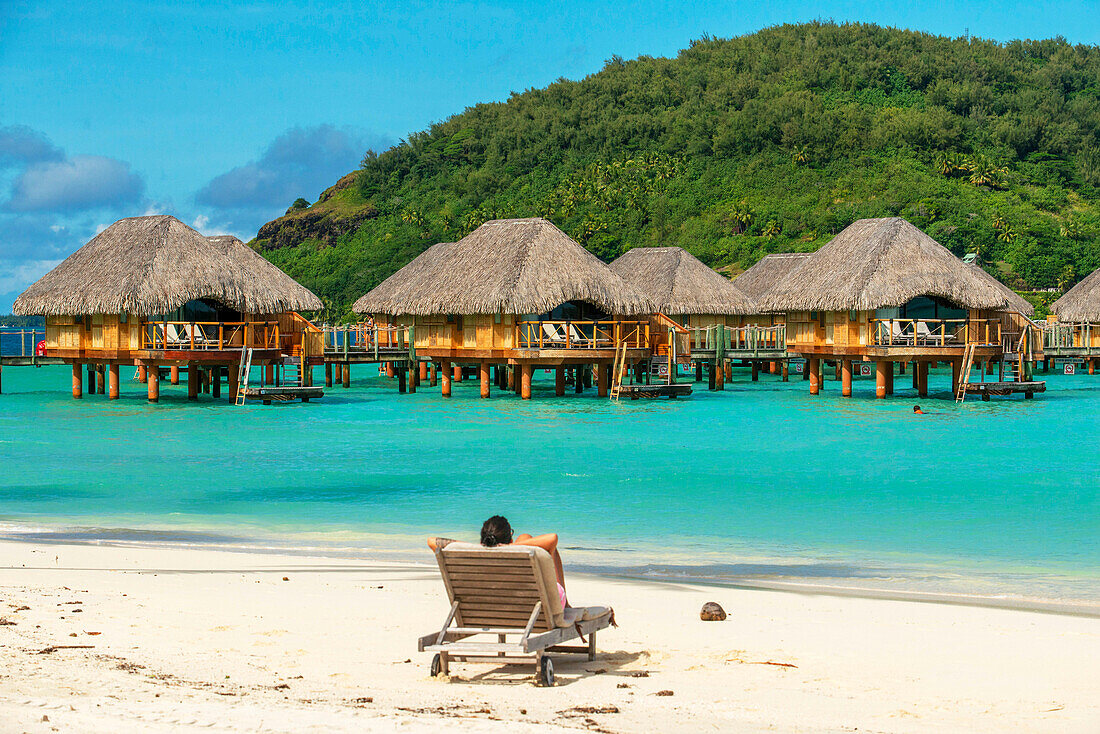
428,515 -> 568,607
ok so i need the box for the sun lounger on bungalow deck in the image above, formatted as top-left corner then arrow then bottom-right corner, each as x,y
418,539 -> 615,686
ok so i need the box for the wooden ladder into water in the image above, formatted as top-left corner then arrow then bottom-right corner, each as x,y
955,343 -> 976,404
234,348 -> 253,406
609,340 -> 627,401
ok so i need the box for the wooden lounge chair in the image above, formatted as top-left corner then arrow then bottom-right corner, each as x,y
418,540 -> 615,686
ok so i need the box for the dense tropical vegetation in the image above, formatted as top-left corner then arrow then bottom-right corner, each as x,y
253,22 -> 1100,318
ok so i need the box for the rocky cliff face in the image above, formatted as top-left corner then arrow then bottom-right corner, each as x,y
253,172 -> 378,251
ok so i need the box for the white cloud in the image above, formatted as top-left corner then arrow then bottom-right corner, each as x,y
192,214 -> 210,231
5,155 -> 145,212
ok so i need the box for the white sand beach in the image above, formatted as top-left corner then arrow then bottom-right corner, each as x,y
0,539 -> 1097,733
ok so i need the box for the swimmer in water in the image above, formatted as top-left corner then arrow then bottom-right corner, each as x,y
913,405 -> 924,414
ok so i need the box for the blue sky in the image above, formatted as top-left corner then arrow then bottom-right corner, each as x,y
2,1 -> 1099,311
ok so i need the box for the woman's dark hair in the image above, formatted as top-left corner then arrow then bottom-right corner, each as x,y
480,515 -> 513,547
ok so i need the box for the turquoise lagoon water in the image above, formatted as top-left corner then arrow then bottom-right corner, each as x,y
0,360 -> 1097,607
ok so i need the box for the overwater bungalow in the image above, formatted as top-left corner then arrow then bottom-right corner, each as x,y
1046,268 -> 1100,372
760,217 -> 1043,400
609,246 -> 760,389
733,252 -> 811,311
353,217 -> 653,399
13,215 -> 323,403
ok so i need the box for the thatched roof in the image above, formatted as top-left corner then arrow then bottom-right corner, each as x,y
733,253 -> 811,302
609,247 -> 756,315
13,216 -> 321,316
759,218 -> 1011,312
967,263 -> 1034,316
352,218 -> 652,316
1052,267 -> 1100,321
352,242 -> 455,315
205,235 -> 322,311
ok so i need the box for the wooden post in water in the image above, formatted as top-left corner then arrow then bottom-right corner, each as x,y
875,360 -> 887,399
899,362 -> 906,375
108,363 -> 120,400
595,362 -> 607,397
1090,359 -> 1096,376
87,364 -> 96,395
714,360 -> 724,391
397,364 -> 407,393
325,363 -> 333,387
583,366 -> 592,389
265,364 -> 274,385
507,365 -> 516,391
408,362 -> 417,393
478,361 -> 490,398
453,364 -> 463,382
72,363 -> 83,399
917,362 -> 928,397
808,357 -> 820,395
841,359 -> 852,397
769,361 -> 777,374
951,359 -> 962,395
419,362 -> 428,383
885,361 -> 894,395
170,365 -> 180,385
147,366 -> 160,402
724,363 -> 732,382
137,365 -> 147,383
521,363 -> 533,400
441,360 -> 452,397
386,361 -> 395,378
574,367 -> 583,394
212,367 -> 221,399
834,361 -> 842,381
555,366 -> 565,396
342,363 -> 350,388
188,362 -> 199,400
694,362 -> 702,382
227,363 -> 239,400
97,364 -> 106,394
781,360 -> 789,382
751,361 -> 759,381
430,363 -> 438,387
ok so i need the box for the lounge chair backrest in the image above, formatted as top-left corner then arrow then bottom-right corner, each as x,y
167,323 -> 186,343
435,542 -> 566,631
568,324 -> 586,344
541,322 -> 562,342
916,321 -> 933,338
890,321 -> 904,338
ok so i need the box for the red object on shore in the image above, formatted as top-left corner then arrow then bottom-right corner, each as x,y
36,340 -> 47,356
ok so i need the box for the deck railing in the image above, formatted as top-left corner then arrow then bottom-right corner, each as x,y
323,324 -> 414,357
0,328 -> 45,357
515,320 -> 649,350
141,321 -> 280,351
870,318 -> 1000,347
1042,322 -> 1099,352
687,324 -> 786,352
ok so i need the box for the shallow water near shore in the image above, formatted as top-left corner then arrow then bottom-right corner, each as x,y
1,361 -> 1097,607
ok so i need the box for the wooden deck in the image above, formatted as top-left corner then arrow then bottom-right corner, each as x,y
0,355 -> 65,366
961,380 -> 1046,400
615,383 -> 692,399
239,385 -> 324,404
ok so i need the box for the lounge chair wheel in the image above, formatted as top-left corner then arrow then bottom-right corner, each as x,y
430,653 -> 442,677
538,656 -> 555,687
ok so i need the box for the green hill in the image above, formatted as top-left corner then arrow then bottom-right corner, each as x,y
254,21 -> 1100,319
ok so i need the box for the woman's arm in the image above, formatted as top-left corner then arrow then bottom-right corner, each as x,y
512,533 -> 557,553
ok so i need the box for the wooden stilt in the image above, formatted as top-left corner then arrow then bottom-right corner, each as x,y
724,363 -> 732,382
137,365 -> 147,383
507,364 -> 516,391
769,361 -> 777,374
97,364 -> 105,394
514,366 -> 523,395
454,364 -> 463,382
694,362 -> 702,382
912,364 -> 919,389
419,362 -> 428,382
899,362 -> 906,374
575,367 -> 583,393
751,361 -> 759,381
808,357 -> 820,395
841,359 -> 852,397
521,363 -> 533,399
1090,359 -> 1096,376
72,363 -> 83,399
386,361 -> 395,378
325,363 -> 333,387
834,361 -> 842,381
583,366 -> 592,389
212,367 -> 221,399
397,365 -> 407,393
430,363 -> 438,387
596,362 -> 607,397
147,366 -> 160,402
885,361 -> 894,395
555,366 -> 565,396
170,365 -> 180,385
188,362 -> 199,400
342,363 -> 350,388
227,362 -> 239,400
265,364 -> 274,385
408,363 -> 417,393
951,359 -> 962,395
87,364 -> 96,395
479,361 -> 490,398
441,360 -> 452,397
108,363 -> 119,400
715,360 -> 725,391
782,360 -> 789,382
875,360 -> 887,399
917,362 -> 928,397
